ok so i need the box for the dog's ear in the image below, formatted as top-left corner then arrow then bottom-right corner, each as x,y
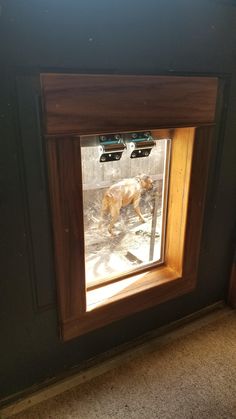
138,174 -> 153,190
139,174 -> 148,182
135,174 -> 147,189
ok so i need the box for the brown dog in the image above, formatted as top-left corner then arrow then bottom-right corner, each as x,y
101,174 -> 153,235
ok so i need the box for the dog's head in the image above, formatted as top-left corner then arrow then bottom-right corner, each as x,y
136,174 -> 153,190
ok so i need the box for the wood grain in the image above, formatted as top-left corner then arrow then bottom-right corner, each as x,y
63,273 -> 193,340
42,74 -> 218,340
45,126 -> 215,339
40,74 -> 218,136
46,137 -> 86,323
165,127 -> 195,274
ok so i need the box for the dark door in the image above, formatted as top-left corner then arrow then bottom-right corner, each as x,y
1,0 -> 236,401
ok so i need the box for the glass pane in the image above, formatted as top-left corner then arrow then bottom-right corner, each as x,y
80,131 -> 171,288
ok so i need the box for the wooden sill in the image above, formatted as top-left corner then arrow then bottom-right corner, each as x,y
86,259 -> 164,292
62,271 -> 195,341
86,265 -> 179,311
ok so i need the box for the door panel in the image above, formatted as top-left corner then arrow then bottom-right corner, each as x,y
1,0 -> 236,401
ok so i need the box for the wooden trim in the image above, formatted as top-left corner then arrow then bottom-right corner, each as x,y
40,74 -> 218,136
42,74 -> 217,340
46,137 -> 86,322
45,126 -> 213,340
64,274 -> 190,341
66,127 -> 213,339
86,267 -> 180,311
47,126 -> 213,340
165,127 -> 195,274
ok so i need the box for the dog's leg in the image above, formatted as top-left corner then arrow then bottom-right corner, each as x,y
133,198 -> 146,223
108,206 -> 120,235
99,195 -> 109,229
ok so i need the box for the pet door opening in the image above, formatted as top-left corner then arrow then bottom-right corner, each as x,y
81,130 -> 171,289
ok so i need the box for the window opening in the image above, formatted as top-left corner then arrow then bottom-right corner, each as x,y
80,130 -> 171,290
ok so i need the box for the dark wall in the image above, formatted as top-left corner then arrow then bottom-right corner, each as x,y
1,0 -> 236,401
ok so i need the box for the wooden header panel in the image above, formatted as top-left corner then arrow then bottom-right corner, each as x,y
40,74 -> 218,136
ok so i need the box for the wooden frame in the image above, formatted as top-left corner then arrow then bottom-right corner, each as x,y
41,74 -> 217,136
41,74 -> 217,340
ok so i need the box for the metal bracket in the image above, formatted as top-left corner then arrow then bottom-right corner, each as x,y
127,132 -> 156,158
99,134 -> 126,162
